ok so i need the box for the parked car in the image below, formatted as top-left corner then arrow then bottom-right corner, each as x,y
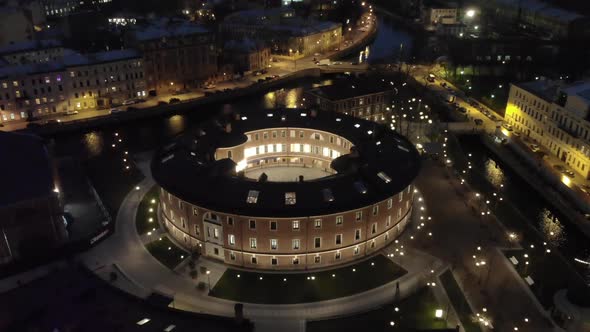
474,119 -> 484,126
553,164 -> 565,171
257,78 -> 265,83
260,69 -> 268,74
169,98 -> 181,104
122,99 -> 137,105
440,82 -> 447,87
458,107 -> 467,114
502,123 -> 513,131
65,110 -> 78,116
530,144 -> 540,152
110,109 -> 124,114
272,74 -> 280,79
565,170 -> 576,178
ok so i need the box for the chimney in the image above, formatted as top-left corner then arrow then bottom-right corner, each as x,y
299,175 -> 304,182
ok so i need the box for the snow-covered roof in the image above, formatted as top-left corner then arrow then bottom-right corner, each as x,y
131,18 -> 209,41
0,40 -> 63,56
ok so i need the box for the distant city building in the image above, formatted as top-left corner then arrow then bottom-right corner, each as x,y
0,131 -> 67,264
220,7 -> 342,56
125,18 -> 218,91
0,39 -> 66,65
478,0 -> 590,39
40,0 -> 112,18
0,49 -> 146,124
304,78 -> 394,123
423,1 -> 458,26
223,39 -> 271,73
505,79 -> 590,179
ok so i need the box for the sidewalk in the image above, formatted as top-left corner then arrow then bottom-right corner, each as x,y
414,158 -> 554,332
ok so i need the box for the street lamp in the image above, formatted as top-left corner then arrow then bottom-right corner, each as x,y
466,9 -> 476,18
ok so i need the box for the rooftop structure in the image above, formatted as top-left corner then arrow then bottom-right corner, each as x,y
130,18 -> 209,42
305,78 -> 395,102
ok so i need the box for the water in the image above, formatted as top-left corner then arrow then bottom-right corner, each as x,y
52,77 -> 334,160
457,136 -> 590,276
366,16 -> 414,64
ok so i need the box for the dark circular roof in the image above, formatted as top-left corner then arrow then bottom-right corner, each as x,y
151,108 -> 421,218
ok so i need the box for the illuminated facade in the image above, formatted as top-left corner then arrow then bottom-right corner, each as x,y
505,80 -> 590,179
152,109 -> 420,270
0,50 -> 146,123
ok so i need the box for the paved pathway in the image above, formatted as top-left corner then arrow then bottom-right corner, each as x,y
414,158 -> 555,332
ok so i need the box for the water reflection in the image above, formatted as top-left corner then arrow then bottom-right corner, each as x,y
166,115 -> 186,136
82,131 -> 104,158
367,16 -> 414,63
484,159 -> 506,188
539,208 -> 565,247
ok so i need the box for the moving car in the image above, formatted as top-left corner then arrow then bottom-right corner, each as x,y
110,109 -> 125,114
122,99 -> 138,105
65,110 -> 78,116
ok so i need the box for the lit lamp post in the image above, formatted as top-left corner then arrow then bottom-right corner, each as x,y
206,270 -> 211,292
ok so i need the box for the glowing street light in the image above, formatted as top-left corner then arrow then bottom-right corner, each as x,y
466,9 -> 476,18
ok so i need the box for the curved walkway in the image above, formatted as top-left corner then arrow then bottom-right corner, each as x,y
80,159 -> 444,325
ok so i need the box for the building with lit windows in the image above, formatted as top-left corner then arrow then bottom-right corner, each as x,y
304,78 -> 394,123
0,131 -> 67,264
0,49 -> 146,123
125,18 -> 218,91
505,79 -> 590,179
220,7 -> 342,56
41,0 -> 112,18
222,39 -> 271,73
152,108 -> 420,270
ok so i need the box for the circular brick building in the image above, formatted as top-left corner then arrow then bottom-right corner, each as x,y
152,108 -> 420,270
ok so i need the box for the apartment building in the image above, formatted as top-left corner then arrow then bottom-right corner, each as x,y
304,78 -> 394,123
0,49 -> 146,123
505,80 -> 590,179
125,18 -> 218,91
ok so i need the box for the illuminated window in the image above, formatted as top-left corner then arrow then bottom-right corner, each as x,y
292,239 -> 300,250
228,234 -> 235,246
250,238 -> 257,248
270,239 -> 278,250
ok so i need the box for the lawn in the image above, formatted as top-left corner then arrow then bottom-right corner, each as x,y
439,270 -> 482,332
145,236 -> 188,270
307,287 -> 449,332
136,185 -> 160,235
210,255 -> 406,304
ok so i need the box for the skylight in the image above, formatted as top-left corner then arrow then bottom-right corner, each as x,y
377,172 -> 392,183
398,145 -> 410,152
322,188 -> 335,202
247,190 -> 260,204
161,154 -> 175,163
136,318 -> 151,326
354,123 -> 360,128
241,116 -> 248,120
267,113 -> 273,117
285,192 -> 296,205
353,181 -> 367,194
